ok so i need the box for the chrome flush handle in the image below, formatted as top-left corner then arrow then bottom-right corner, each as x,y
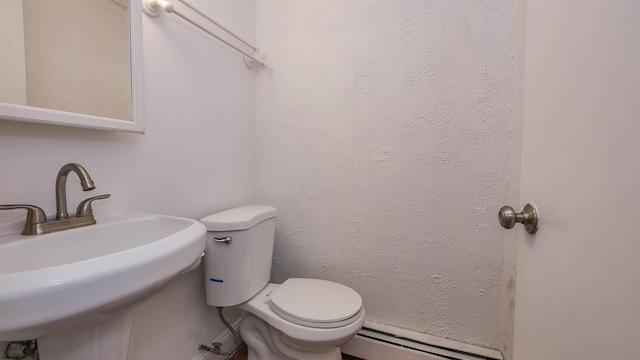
499,203 -> 539,234
213,236 -> 232,244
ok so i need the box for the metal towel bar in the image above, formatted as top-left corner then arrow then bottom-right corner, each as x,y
142,0 -> 265,68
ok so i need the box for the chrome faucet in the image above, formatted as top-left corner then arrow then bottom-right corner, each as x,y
0,163 -> 110,235
55,163 -> 96,220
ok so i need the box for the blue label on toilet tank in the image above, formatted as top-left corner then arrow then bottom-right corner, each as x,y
209,277 -> 223,283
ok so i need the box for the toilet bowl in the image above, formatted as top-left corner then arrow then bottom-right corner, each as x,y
239,282 -> 365,360
200,205 -> 365,360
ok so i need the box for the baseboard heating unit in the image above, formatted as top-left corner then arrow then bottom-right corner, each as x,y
341,321 -> 504,360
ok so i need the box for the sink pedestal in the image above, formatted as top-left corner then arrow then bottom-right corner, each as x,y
38,309 -> 137,360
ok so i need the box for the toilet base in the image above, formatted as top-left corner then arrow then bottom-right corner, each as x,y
240,313 -> 342,360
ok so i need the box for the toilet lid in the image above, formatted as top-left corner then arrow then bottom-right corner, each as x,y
269,278 -> 363,328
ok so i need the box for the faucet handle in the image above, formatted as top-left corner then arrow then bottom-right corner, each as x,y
76,194 -> 111,217
0,205 -> 47,235
0,204 -> 47,223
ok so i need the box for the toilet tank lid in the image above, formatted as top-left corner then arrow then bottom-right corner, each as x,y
200,205 -> 277,231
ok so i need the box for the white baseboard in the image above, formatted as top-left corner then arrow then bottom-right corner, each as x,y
192,318 -> 243,360
342,320 -> 503,360
343,335 -> 450,360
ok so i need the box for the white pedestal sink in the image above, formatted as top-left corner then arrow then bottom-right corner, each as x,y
0,212 -> 206,342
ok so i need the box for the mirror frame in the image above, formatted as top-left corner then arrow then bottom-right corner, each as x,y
0,0 -> 144,134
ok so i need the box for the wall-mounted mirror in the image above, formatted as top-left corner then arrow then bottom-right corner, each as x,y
0,0 -> 144,133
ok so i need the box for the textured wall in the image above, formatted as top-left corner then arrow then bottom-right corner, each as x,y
257,0 -> 514,349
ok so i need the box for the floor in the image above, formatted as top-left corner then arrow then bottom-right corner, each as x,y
229,343 -> 363,360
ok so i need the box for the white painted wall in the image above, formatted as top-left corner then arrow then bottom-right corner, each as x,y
0,0 -> 256,358
256,0 -> 515,350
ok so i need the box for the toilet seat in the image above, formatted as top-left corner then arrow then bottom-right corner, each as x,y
269,278 -> 363,329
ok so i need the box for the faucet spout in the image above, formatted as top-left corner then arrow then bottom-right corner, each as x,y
56,163 -> 96,220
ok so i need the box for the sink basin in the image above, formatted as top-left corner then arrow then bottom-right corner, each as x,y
0,212 -> 206,341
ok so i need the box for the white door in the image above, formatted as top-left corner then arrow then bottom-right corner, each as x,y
513,0 -> 640,359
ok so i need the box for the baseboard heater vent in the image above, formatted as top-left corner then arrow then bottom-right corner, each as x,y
342,321 -> 503,360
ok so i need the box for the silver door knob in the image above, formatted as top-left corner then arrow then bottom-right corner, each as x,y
499,203 -> 539,234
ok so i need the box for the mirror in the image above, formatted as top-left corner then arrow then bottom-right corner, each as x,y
0,0 -> 144,133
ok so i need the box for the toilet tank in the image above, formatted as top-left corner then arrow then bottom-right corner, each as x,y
200,205 -> 277,307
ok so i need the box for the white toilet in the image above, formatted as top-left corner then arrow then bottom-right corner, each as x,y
200,205 -> 365,360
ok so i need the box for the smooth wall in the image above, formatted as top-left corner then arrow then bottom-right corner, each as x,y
0,0 -> 256,358
256,0 -> 515,349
